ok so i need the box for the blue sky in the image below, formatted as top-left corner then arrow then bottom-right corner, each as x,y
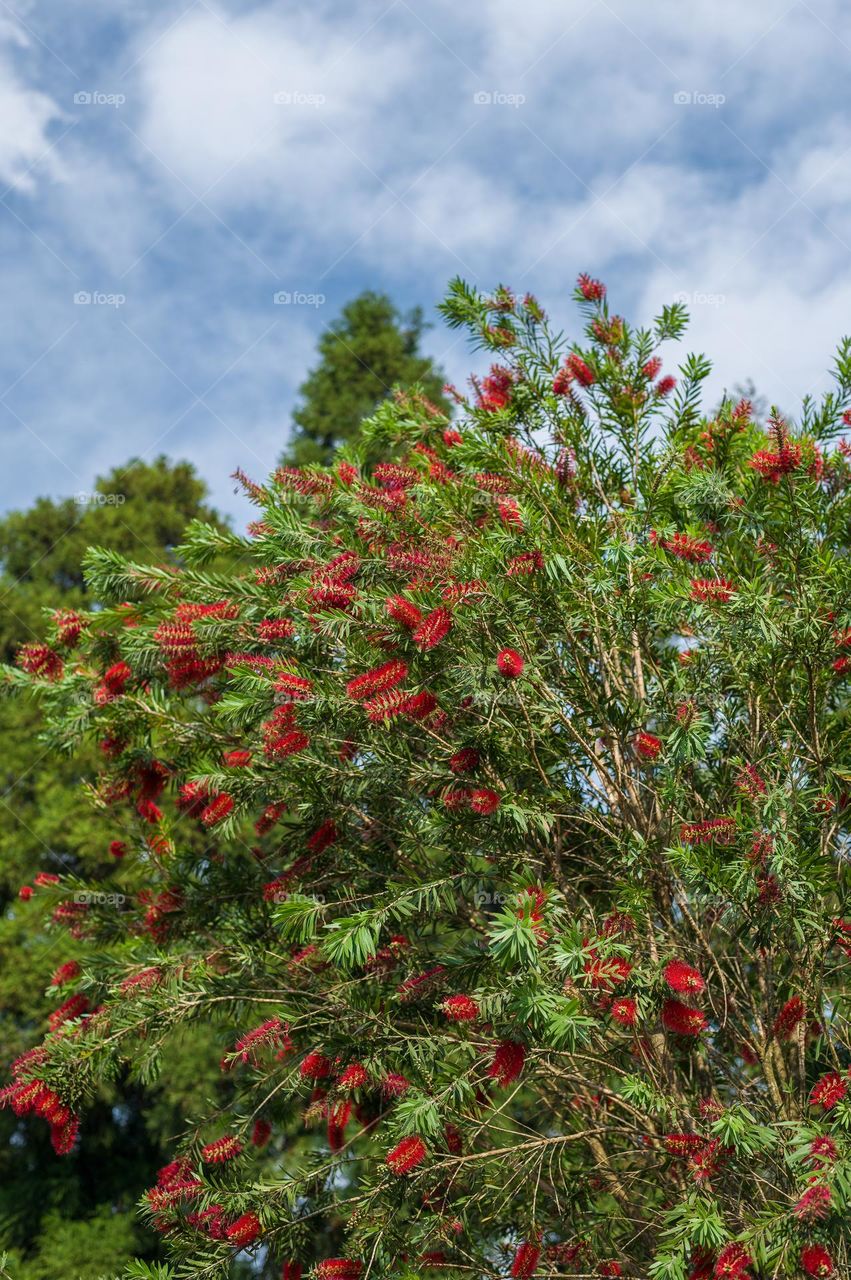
3,0 -> 851,526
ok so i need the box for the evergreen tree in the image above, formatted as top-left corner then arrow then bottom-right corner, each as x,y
6,280 -> 851,1280
0,458 -> 228,1278
283,291 -> 449,465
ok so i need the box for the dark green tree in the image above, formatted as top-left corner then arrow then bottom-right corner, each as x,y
283,291 -> 449,465
0,457 -> 228,1279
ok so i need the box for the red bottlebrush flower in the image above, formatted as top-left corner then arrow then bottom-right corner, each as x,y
476,365 -> 514,412
224,749 -> 252,767
300,1051 -> 332,1081
282,1264 -> 303,1280
380,1072 -> 411,1097
577,272 -> 606,301
136,799 -> 163,824
387,1134 -> 427,1175
809,1071 -> 847,1110
251,1119 -> 272,1148
655,375 -> 676,397
585,954 -> 632,990
201,1135 -> 243,1163
597,1266 -> 622,1278
306,820 -> 338,855
275,671 -> 314,701
794,1184 -> 832,1220
511,1241 -> 541,1279
736,764 -> 766,799
772,995 -> 805,1040
665,1133 -> 704,1158
404,690 -> 438,721
34,872 -> 59,887
662,532 -> 713,562
346,659 -> 408,701
801,1244 -> 834,1276
201,793 -> 234,827
48,993 -> 90,1030
265,728 -> 310,759
690,578 -> 736,604
488,1040 -> 526,1086
662,999 -> 707,1037
449,747 -> 480,774
679,817 -> 736,846
100,660 -> 132,695
50,1115 -> 79,1156
610,996 -> 637,1027
226,1212 -> 261,1247
470,788 -> 501,815
316,1261 -> 362,1280
337,1062 -> 369,1090
635,731 -> 662,760
507,549 -> 544,576
643,357 -> 662,380
256,617 -> 295,642
109,839 -> 127,858
713,1243 -> 752,1277
17,643 -> 63,680
120,967 -> 163,995
327,1099 -> 352,1151
386,595 -> 423,629
442,994 -> 480,1022
52,608 -> 85,647
664,960 -> 705,995
230,1017 -> 290,1066
809,1135 -> 838,1166
496,648 -> 524,678
566,353 -> 596,386
364,689 -> 410,723
552,366 -> 573,396
50,960 -> 81,987
412,605 -> 453,651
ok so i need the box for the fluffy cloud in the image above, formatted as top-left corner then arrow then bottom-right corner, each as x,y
0,22 -> 64,191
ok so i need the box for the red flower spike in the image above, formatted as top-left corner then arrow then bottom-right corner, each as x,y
496,648 -> 524,678
488,1040 -> 526,1086
794,1184 -> 832,1220
801,1244 -> 834,1277
662,999 -> 707,1037
386,1134 -> 427,1175
316,1262 -> 362,1280
610,996 -> 637,1027
663,960 -> 705,995
635,731 -> 662,760
442,994 -> 480,1022
300,1051 -> 332,1081
201,1135 -> 243,1163
511,1242 -> 541,1279
412,606 -> 453,651
809,1071 -> 846,1110
470,788 -> 501,815
225,1212 -> 261,1247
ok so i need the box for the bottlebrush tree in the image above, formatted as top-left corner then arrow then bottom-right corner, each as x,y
5,276 -> 851,1280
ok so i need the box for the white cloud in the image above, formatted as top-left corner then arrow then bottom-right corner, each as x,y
0,24 -> 65,191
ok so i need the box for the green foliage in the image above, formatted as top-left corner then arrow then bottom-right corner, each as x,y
283,291 -> 449,466
7,278 -> 851,1278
